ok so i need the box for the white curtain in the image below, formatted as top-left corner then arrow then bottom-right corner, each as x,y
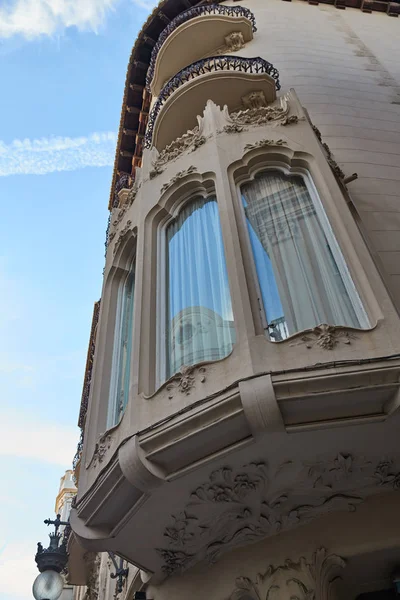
109,266 -> 135,426
242,171 -> 368,339
166,197 -> 235,378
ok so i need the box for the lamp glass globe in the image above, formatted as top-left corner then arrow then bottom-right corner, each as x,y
32,570 -> 64,600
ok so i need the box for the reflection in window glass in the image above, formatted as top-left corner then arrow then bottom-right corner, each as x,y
241,171 -> 369,341
109,264 -> 135,426
166,197 -> 235,379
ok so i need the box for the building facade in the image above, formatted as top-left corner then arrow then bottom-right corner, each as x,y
68,0 -> 400,598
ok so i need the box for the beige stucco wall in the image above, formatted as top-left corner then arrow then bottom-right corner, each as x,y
73,2 -> 400,597
229,0 -> 400,306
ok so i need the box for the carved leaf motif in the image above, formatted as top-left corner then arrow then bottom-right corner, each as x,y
158,454 -> 400,577
244,139 -> 287,152
289,324 -> 358,350
91,434 -> 112,468
150,131 -> 207,179
160,166 -> 198,194
229,548 -> 345,600
113,220 -> 132,255
166,365 -> 206,399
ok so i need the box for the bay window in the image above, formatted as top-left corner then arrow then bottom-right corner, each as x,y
108,261 -> 135,427
241,170 -> 369,341
163,197 -> 235,381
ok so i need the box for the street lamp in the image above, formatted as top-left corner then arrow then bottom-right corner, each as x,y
32,515 -> 69,600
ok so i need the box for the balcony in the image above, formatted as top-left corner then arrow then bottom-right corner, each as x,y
146,4 -> 257,96
144,55 -> 281,151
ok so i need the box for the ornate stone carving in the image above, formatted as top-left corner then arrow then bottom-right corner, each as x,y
289,324 -> 358,350
91,433 -> 112,467
150,131 -> 206,179
229,94 -> 292,128
160,166 -> 198,194
126,185 -> 138,205
312,125 -> 345,180
157,454 -> 400,576
83,553 -> 101,600
113,220 -> 132,255
166,365 -> 206,399
229,548 -> 345,600
282,114 -> 299,125
242,90 -> 267,110
244,139 -> 287,152
216,31 -> 246,54
226,31 -> 246,52
221,123 -> 246,134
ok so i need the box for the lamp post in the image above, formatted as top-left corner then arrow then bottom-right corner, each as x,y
32,515 -> 69,600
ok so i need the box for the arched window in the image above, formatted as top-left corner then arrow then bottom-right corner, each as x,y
241,170 -> 369,341
163,197 -> 235,381
108,261 -> 135,427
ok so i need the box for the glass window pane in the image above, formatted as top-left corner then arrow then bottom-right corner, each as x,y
241,171 -> 368,340
166,197 -> 235,379
110,265 -> 135,426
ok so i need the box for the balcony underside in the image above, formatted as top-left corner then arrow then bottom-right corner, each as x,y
70,362 -> 400,583
152,71 -> 277,151
150,15 -> 254,96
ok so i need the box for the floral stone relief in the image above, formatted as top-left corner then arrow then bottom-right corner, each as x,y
160,166 -> 198,194
148,94 -> 299,181
289,324 -> 359,350
157,454 -> 400,576
229,548 -> 345,600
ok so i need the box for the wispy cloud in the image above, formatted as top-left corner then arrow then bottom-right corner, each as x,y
0,0 -> 158,39
0,409 -> 78,466
0,131 -> 117,176
131,0 -> 158,9
0,0 -> 118,39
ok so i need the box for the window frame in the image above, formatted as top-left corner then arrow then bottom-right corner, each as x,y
107,256 -> 136,428
236,164 -> 369,341
156,192 -> 234,388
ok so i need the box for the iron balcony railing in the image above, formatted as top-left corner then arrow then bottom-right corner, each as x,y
144,55 -> 281,149
145,4 -> 257,92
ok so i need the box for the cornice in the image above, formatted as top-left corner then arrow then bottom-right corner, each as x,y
108,0 -> 226,210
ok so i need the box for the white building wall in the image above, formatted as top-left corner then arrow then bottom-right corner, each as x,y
230,0 -> 400,305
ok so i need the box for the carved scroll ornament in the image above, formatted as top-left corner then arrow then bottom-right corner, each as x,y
229,548 -> 345,600
157,454 -> 400,576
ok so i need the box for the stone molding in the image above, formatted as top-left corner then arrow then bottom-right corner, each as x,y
160,165 -> 198,194
288,323 -> 359,350
239,374 -> 285,436
145,94 -> 298,182
113,220 -> 132,255
244,138 -> 287,152
157,454 -> 400,576
229,548 -> 345,600
118,434 -> 165,492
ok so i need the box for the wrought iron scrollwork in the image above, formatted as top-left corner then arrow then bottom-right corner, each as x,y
146,4 -> 257,91
144,55 -> 281,149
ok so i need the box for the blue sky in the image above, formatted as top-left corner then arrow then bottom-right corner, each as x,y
0,1 -> 156,598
